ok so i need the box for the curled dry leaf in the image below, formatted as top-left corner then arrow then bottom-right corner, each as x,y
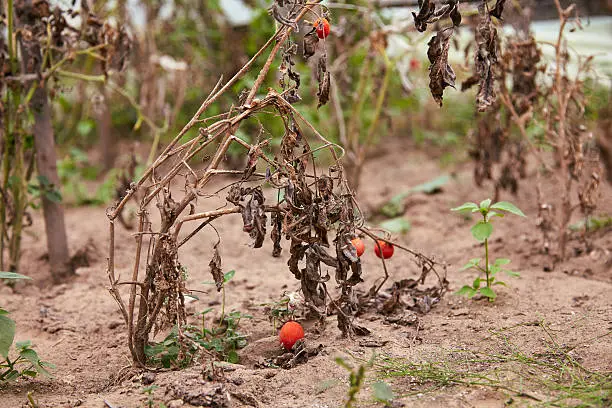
474,3 -> 499,112
412,0 -> 461,32
317,55 -> 330,108
232,186 -> 267,248
427,28 -> 456,106
269,4 -> 299,31
490,0 -> 506,20
271,211 -> 283,258
209,244 -> 224,292
303,31 -> 319,60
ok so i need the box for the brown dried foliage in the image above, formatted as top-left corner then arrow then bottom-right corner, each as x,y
415,0 -> 462,106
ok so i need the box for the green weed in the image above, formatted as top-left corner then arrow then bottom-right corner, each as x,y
451,199 -> 525,301
0,272 -> 54,384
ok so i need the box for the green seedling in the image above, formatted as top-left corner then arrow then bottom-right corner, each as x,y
336,354 -> 388,408
142,385 -> 166,408
451,199 -> 525,301
260,291 -> 301,333
145,309 -> 252,368
1,272 -> 54,383
0,340 -> 55,383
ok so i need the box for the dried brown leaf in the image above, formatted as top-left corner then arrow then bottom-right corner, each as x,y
490,0 -> 506,19
317,71 -> 330,108
303,31 -> 318,60
474,4 -> 499,111
209,244 -> 224,292
427,28 -> 456,106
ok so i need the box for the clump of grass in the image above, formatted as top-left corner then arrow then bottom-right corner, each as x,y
370,321 -> 612,406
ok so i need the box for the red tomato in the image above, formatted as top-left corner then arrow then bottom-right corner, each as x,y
279,321 -> 304,350
374,240 -> 394,259
409,58 -> 420,71
351,238 -> 365,257
313,18 -> 330,39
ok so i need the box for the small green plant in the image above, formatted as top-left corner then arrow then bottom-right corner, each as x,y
336,356 -> 370,408
1,272 -> 54,384
142,385 -> 166,408
260,291 -> 301,333
451,199 -> 525,301
145,310 -> 252,368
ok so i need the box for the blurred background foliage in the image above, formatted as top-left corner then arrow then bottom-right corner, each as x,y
44,0 -> 611,205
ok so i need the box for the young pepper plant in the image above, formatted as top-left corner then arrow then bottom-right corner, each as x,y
1,272 -> 54,382
451,199 -> 526,301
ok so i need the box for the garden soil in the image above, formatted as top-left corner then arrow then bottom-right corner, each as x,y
1,140 -> 611,408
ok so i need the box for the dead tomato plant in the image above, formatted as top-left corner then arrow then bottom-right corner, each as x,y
461,1 -> 603,264
105,1 -> 448,368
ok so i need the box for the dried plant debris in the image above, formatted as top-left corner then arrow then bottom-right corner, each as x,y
317,54 -> 330,108
169,381 -> 230,408
5,0 -> 130,83
427,28 -> 456,106
303,30 -> 319,60
152,235 -> 187,335
412,0 -> 461,32
473,3 -> 499,111
227,186 -> 267,248
489,0 -> 506,20
279,42 -> 301,104
209,243 -> 224,291
415,0 -> 463,105
360,257 -> 448,316
256,341 -> 323,370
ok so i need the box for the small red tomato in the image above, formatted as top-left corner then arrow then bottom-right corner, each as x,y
279,321 -> 304,351
409,58 -> 420,71
351,238 -> 365,257
374,240 -> 394,259
313,18 -> 330,39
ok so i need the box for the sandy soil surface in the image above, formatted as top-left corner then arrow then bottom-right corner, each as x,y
1,140 -> 611,408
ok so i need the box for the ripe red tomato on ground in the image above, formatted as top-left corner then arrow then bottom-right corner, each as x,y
374,240 -> 394,259
313,18 -> 330,39
351,238 -> 365,257
279,321 -> 304,350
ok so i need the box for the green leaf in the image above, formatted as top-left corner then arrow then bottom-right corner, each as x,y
493,281 -> 507,286
479,287 -> 497,300
479,199 -> 492,210
490,201 -> 526,217
472,277 -> 481,289
494,258 -> 511,267
487,211 -> 504,219
460,258 -> 481,271
380,192 -> 410,218
504,270 -> 521,278
22,370 -> 38,378
0,314 -> 16,358
456,285 -> 477,298
372,381 -> 395,402
45,189 -> 63,203
471,221 -> 493,242
19,348 -> 40,365
227,350 -> 239,364
15,340 -> 32,350
379,217 -> 411,234
408,175 -> 450,194
76,119 -> 95,137
223,270 -> 236,283
451,202 -> 478,213
0,272 -> 32,280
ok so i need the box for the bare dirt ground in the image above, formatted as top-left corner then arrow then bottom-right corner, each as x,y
1,140 -> 611,408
